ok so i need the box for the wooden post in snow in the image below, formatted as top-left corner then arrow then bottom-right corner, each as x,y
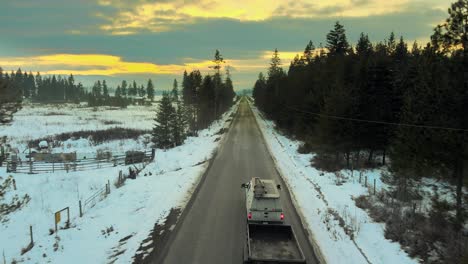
373,179 -> 376,195
29,147 -> 33,174
29,225 -> 33,245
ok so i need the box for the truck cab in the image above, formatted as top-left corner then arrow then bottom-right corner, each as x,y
241,177 -> 284,223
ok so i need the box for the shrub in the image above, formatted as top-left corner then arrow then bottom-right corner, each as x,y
30,128 -> 151,146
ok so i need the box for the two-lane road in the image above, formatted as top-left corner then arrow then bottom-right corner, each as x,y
153,99 -> 319,264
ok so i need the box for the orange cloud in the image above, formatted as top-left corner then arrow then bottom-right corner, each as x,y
0,51 -> 314,78
0,54 -> 195,76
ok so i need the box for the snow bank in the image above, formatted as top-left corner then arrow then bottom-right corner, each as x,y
250,103 -> 416,264
0,102 -> 238,264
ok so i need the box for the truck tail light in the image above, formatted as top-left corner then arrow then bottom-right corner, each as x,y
248,212 -> 252,219
280,213 -> 284,220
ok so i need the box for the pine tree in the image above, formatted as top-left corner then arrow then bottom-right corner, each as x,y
171,79 -> 179,101
115,85 -> 122,97
152,92 -> 175,148
303,41 -> 315,63
429,0 -> 468,226
411,41 -> 421,57
121,80 -> 127,97
394,36 -> 409,61
27,72 -> 36,99
182,70 -> 199,132
211,49 -> 225,75
102,80 -> 109,98
0,75 -> 22,124
265,49 -> 286,116
35,72 -> 42,100
198,75 -> 216,129
252,72 -> 267,109
356,33 -> 373,57
224,68 -> 236,108
92,80 -> 102,98
171,100 -> 188,146
211,50 -> 225,119
131,80 -> 138,96
268,49 -> 283,78
139,85 -> 145,97
146,79 -> 155,101
65,74 -> 75,101
326,22 -> 350,55
386,32 -> 397,55
182,71 -> 191,105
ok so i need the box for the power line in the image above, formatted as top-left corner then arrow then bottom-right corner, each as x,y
284,106 -> 468,132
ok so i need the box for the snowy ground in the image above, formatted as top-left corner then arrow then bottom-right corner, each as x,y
250,103 -> 417,264
0,102 -> 238,264
0,101 -> 161,152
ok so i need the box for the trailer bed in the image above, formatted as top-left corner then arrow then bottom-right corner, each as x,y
246,224 -> 305,263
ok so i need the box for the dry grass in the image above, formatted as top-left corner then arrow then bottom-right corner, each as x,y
354,193 -> 468,263
30,128 -> 151,146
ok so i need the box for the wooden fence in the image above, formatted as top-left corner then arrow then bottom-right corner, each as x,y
6,149 -> 154,174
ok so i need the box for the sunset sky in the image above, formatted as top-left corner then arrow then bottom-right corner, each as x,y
0,0 -> 453,91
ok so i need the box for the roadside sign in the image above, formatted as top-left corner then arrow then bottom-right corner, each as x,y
55,212 -> 61,224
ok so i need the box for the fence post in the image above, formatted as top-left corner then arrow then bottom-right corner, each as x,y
373,179 -> 376,195
66,207 -> 70,228
13,179 -> 16,190
55,213 -> 58,233
151,149 -> 155,161
107,180 -> 110,194
29,225 -> 33,245
29,147 -> 33,174
359,171 -> 362,183
79,200 -> 83,217
365,176 -> 368,187
52,162 -> 55,173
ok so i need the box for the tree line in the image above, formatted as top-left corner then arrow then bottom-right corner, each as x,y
0,68 -> 86,103
88,79 -> 155,107
253,1 -> 467,226
152,50 -> 236,149
0,67 -> 158,108
0,68 -> 22,125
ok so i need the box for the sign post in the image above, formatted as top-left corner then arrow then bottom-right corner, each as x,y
54,207 -> 69,233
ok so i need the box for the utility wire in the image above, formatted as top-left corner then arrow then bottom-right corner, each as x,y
282,105 -> 468,132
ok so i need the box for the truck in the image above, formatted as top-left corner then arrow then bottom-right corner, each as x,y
241,178 -> 306,263
242,177 -> 284,223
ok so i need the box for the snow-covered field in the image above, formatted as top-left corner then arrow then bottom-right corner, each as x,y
0,101 -> 162,151
0,102 -> 238,264
250,103 -> 417,264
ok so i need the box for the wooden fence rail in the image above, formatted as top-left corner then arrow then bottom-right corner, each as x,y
6,150 -> 154,174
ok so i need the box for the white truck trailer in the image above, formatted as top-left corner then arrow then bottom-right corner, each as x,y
241,177 -> 306,263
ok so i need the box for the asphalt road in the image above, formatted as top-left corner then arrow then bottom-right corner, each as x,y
156,99 -> 319,264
